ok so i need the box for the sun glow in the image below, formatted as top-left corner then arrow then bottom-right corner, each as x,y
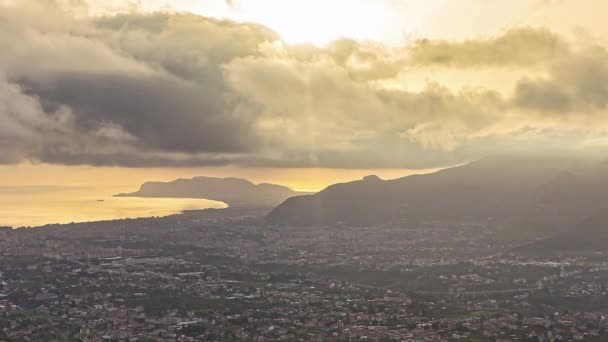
227,0 -> 407,46
92,0 -> 447,46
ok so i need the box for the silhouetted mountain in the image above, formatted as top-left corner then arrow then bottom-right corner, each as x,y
267,155 -> 608,240
116,177 -> 311,208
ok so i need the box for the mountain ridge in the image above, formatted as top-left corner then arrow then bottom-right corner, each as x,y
116,176 -> 312,208
266,155 -> 608,242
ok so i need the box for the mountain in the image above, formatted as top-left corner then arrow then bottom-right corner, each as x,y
116,177 -> 312,208
513,210 -> 608,255
266,155 -> 608,239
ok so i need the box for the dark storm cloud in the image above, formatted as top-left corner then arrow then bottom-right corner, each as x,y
0,3 -> 274,166
17,72 -> 256,154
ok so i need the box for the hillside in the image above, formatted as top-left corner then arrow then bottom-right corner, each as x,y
513,210 -> 608,255
267,155 -> 608,239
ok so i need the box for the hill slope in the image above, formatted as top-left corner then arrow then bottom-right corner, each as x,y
267,155 -> 608,239
513,210 -> 608,255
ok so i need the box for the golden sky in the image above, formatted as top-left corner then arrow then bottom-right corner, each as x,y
91,0 -> 608,44
1,0 -> 608,191
0,163 -> 436,192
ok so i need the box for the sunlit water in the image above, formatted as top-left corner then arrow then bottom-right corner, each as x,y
0,186 -> 227,228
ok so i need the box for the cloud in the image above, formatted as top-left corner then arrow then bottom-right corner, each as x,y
0,4 -> 272,166
225,0 -> 240,10
514,47 -> 608,113
18,72 -> 258,153
0,1 -> 607,169
409,28 -> 570,67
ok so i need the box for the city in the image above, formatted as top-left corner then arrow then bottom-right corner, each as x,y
2,210 -> 608,341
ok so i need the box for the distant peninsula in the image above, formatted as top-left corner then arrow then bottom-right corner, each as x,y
115,177 -> 312,208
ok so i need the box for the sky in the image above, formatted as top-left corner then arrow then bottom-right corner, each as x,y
1,0 -> 608,191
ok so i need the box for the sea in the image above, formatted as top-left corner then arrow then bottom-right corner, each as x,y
0,185 -> 226,228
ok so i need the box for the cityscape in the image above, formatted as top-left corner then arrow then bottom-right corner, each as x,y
2,207 -> 608,341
